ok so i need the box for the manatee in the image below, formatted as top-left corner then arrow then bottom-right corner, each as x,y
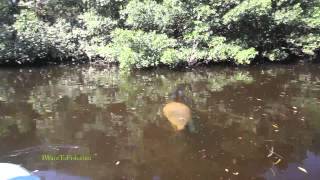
163,101 -> 192,131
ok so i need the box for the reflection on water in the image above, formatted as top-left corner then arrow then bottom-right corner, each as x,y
0,64 -> 320,179
264,151 -> 320,180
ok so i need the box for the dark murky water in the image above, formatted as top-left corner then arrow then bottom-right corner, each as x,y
0,64 -> 320,180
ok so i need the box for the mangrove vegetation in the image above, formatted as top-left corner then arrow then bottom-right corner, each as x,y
0,0 -> 319,69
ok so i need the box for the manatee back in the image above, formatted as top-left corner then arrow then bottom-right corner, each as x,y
163,102 -> 192,131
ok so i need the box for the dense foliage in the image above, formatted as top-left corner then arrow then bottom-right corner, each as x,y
0,0 -> 319,69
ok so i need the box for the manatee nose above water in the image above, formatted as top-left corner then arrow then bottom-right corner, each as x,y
163,101 -> 192,131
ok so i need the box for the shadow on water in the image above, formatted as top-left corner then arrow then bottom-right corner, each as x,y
0,64 -> 320,179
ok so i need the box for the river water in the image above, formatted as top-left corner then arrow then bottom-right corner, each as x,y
0,64 -> 320,180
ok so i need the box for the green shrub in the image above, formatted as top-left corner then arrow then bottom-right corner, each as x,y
208,37 -> 258,64
303,5 -> 320,28
222,0 -> 271,24
12,10 -> 50,63
3,8 -> 117,63
110,29 -> 176,69
76,10 -> 117,60
121,0 -> 188,34
263,49 -> 289,61
0,25 -> 15,63
291,33 -> 320,56
82,0 -> 128,18
160,48 -> 182,67
12,10 -> 84,62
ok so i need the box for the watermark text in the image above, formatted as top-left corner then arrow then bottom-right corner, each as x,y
41,154 -> 92,161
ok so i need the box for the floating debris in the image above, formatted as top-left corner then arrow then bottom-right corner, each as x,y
267,147 -> 274,157
273,158 -> 282,165
198,149 -> 206,152
267,146 -> 284,159
232,172 -> 239,175
298,167 -> 308,174
272,124 -> 279,128
225,169 -> 229,172
264,139 -> 274,142
292,106 -> 298,110
115,161 -> 120,165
